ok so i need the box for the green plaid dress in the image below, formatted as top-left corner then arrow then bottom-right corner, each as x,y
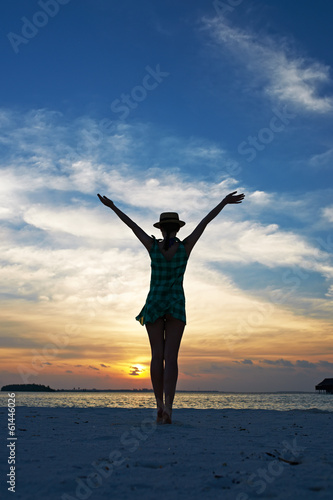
136,236 -> 188,325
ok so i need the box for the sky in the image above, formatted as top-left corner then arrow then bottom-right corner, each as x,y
1,0 -> 333,392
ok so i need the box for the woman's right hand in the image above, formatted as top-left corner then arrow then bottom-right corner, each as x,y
97,194 -> 114,208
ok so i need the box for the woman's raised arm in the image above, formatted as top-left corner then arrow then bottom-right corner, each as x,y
183,191 -> 245,256
97,194 -> 153,252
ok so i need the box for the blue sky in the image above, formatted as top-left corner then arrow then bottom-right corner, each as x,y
1,0 -> 333,391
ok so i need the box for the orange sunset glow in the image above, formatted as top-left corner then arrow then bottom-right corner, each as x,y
1,240 -> 332,393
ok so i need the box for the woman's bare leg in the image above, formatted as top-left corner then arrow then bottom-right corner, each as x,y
163,315 -> 185,423
146,317 -> 165,420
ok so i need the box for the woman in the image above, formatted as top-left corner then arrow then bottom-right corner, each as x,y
97,190 -> 245,423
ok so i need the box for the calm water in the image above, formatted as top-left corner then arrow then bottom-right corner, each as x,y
1,391 -> 332,412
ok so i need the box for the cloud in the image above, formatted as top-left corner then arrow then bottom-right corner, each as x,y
295,360 -> 317,369
129,366 -> 143,376
322,206 -> 333,224
258,358 -> 333,371
318,360 -> 333,369
260,358 -> 294,367
202,16 -> 333,113
241,359 -> 253,365
195,219 -> 333,281
248,191 -> 272,206
23,205 -> 113,240
309,148 -> 333,168
0,335 -> 43,348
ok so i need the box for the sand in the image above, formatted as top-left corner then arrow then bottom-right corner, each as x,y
1,406 -> 332,499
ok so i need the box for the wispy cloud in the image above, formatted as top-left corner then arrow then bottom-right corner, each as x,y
261,358 -> 294,367
309,148 -> 333,168
322,206 -> 333,223
202,16 -> 333,113
238,358 -> 333,370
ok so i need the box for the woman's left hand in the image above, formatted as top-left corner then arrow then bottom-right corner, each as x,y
224,191 -> 245,204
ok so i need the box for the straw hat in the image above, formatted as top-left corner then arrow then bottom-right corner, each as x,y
153,212 -> 185,228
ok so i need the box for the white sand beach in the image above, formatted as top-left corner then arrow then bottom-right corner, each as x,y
1,407 -> 332,499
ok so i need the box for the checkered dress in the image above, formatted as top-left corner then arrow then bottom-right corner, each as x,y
136,236 -> 188,325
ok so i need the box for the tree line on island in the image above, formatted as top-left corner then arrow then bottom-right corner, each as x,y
1,383 -> 55,392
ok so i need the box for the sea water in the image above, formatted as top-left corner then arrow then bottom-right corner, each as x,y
0,391 -> 332,411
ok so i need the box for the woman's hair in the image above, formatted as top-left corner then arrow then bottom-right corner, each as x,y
160,222 -> 180,250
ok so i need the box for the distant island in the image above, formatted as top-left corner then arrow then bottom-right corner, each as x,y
1,383 -> 55,392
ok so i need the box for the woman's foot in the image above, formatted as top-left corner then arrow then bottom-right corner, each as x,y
162,408 -> 172,424
156,408 -> 164,424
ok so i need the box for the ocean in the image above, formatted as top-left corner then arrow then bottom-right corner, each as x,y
1,391 -> 332,411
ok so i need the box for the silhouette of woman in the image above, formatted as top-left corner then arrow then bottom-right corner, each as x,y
97,191 -> 245,423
